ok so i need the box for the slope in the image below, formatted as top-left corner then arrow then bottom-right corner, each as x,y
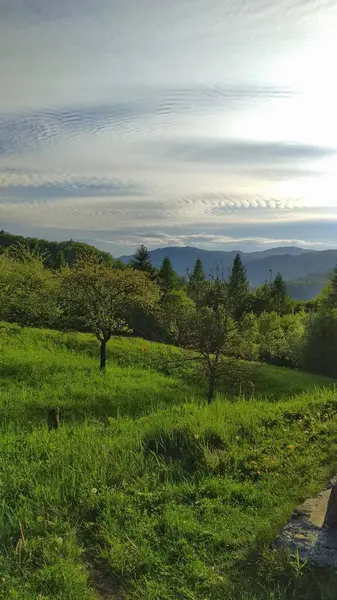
0,325 -> 337,600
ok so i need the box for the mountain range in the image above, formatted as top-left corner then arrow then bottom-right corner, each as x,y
120,246 -> 337,298
1,230 -> 335,301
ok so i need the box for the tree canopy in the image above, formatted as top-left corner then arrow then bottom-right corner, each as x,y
227,253 -> 249,320
60,256 -> 159,369
158,257 -> 178,295
131,245 -> 154,275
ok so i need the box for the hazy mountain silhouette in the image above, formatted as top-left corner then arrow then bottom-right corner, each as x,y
120,246 -> 336,290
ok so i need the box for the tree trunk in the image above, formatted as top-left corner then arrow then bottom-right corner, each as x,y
207,370 -> 216,403
324,482 -> 337,530
207,353 -> 220,404
100,339 -> 107,371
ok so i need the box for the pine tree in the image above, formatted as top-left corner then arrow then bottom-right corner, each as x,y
131,245 -> 153,274
187,259 -> 205,306
158,257 -> 178,295
271,273 -> 288,315
228,254 -> 249,320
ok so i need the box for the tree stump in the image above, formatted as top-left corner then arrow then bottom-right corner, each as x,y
48,408 -> 60,431
323,481 -> 337,530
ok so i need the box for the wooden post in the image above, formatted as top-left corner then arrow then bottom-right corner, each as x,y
48,408 -> 60,431
323,482 -> 337,530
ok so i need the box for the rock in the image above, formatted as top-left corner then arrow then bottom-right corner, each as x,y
275,478 -> 337,567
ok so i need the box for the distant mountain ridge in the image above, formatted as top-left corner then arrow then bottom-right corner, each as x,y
120,245 -> 337,291
1,230 -> 334,300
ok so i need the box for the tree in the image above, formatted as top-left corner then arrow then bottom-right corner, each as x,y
187,259 -> 206,306
131,245 -> 154,274
258,311 -> 285,364
0,249 -> 60,328
0,230 -> 114,268
302,310 -> 337,377
202,278 -> 229,311
55,250 -> 66,269
61,256 -> 159,370
302,265 -> 337,377
251,281 -> 273,315
228,254 -> 249,320
320,265 -> 337,309
177,303 -> 240,402
159,289 -> 195,342
158,257 -> 178,296
251,275 -> 292,316
271,273 -> 289,315
258,311 -> 305,367
173,274 -> 255,401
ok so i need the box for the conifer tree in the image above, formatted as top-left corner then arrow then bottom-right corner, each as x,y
228,254 -> 249,320
187,258 -> 205,306
131,245 -> 154,274
158,257 -> 178,295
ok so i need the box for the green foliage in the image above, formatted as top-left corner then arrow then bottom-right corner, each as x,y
61,257 -> 160,368
131,244 -> 155,275
252,276 -> 293,316
159,289 -> 195,342
0,325 -> 336,600
258,312 -> 305,368
158,256 -> 178,295
0,230 -> 114,268
228,254 -> 250,320
251,282 -> 273,315
236,312 -> 259,361
319,264 -> 337,309
0,252 -> 60,328
303,310 -> 337,377
187,259 -> 206,306
271,273 -> 292,315
177,302 -> 249,401
201,279 -> 229,311
302,265 -> 337,377
55,250 -> 66,269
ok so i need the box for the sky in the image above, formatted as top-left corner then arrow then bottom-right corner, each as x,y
1,0 -> 337,255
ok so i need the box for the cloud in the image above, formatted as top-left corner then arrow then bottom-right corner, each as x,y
1,0 -> 337,254
0,179 -> 144,201
164,139 -> 335,165
0,85 -> 294,156
92,231 -> 329,252
1,187 -> 335,236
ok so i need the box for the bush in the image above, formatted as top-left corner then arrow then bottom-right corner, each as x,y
302,309 -> 337,377
258,312 -> 305,368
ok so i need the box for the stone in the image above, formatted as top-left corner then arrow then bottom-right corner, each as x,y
324,482 -> 337,530
275,477 -> 337,567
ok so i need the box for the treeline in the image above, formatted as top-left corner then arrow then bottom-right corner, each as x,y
0,230 -> 116,268
0,239 -> 336,400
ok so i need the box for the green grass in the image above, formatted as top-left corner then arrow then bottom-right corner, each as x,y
5,323 -> 331,402
1,323 -> 337,600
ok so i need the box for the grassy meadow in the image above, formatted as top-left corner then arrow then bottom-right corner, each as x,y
1,323 -> 337,599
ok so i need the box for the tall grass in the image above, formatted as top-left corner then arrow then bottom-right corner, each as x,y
0,324 -> 337,599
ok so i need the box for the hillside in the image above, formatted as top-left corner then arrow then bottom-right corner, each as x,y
120,246 -> 337,289
1,324 -> 337,600
0,230 -> 115,268
287,272 -> 330,301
